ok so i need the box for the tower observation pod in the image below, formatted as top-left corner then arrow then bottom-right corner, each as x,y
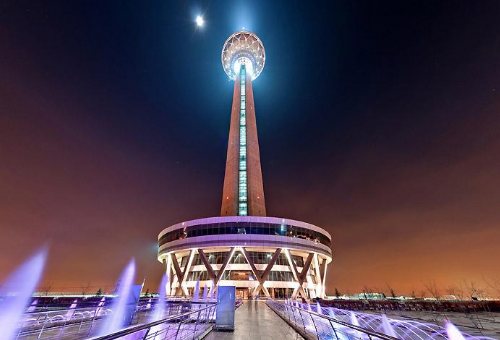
157,31 -> 333,301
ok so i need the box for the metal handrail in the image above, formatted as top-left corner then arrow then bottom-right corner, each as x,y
89,303 -> 217,340
16,305 -> 112,338
267,301 -> 399,340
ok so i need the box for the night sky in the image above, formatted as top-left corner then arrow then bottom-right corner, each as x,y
1,1 -> 500,296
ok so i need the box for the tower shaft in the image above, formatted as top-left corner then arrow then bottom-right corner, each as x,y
221,65 -> 266,216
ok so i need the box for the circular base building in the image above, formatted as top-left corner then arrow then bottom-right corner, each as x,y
158,216 -> 332,299
157,31 -> 333,300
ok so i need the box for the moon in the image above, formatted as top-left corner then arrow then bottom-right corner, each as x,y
195,15 -> 204,28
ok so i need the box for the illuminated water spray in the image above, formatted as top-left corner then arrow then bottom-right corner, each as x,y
150,273 -> 168,322
193,279 -> 200,302
27,299 -> 38,313
316,301 -> 322,314
202,282 -> 208,301
446,321 -> 467,340
65,299 -> 78,320
207,280 -> 213,299
309,305 -> 489,339
98,259 -> 136,335
381,314 -> 397,337
0,248 -> 47,340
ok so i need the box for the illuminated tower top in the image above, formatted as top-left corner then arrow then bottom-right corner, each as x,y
221,31 -> 265,80
220,31 -> 266,216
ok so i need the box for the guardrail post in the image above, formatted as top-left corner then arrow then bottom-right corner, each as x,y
141,328 -> 151,340
86,308 -> 100,337
77,314 -> 85,333
309,314 -> 320,340
192,307 -> 202,340
37,314 -> 49,339
328,319 -> 340,340
298,308 -> 307,334
161,323 -> 172,339
174,310 -> 185,340
209,304 -> 216,322
291,305 -> 298,327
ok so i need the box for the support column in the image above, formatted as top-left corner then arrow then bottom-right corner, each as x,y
198,249 -> 217,281
171,255 -> 183,296
212,247 -> 236,295
289,253 -> 314,300
241,247 -> 281,298
182,250 -> 195,296
313,254 -> 323,298
164,256 -> 172,297
171,250 -> 195,297
321,258 -> 327,298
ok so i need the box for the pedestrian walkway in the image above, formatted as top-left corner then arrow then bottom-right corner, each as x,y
205,301 -> 303,340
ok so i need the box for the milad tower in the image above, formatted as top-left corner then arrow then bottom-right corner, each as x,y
157,31 -> 333,300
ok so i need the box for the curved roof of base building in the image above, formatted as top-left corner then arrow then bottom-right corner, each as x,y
157,215 -> 333,260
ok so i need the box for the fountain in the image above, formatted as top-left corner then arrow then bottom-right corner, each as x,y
145,274 -> 169,337
316,301 -> 322,314
0,248 -> 47,340
381,314 -> 396,337
349,311 -> 367,339
350,311 -> 360,327
446,321 -> 466,340
279,303 -> 497,340
96,296 -> 106,317
326,308 -> 349,340
193,279 -> 200,302
150,273 -> 168,322
207,280 -> 213,299
27,299 -> 38,313
65,299 -> 78,320
98,259 -> 136,335
202,283 -> 208,301
55,299 -> 79,338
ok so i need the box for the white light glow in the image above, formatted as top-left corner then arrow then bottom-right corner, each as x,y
221,31 -> 265,80
195,15 -> 204,27
232,57 -> 254,79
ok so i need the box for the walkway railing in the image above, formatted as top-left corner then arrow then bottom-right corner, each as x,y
16,305 -> 114,339
267,301 -> 398,340
90,303 -> 217,340
16,301 -> 216,340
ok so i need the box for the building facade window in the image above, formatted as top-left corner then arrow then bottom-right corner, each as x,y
268,271 -> 295,281
159,222 -> 331,248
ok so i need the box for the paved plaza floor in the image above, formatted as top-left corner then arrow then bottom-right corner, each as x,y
205,301 -> 303,340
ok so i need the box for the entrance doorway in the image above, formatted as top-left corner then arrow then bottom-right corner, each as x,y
236,288 -> 250,299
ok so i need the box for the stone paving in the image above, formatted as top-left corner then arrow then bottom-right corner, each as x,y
205,301 -> 303,340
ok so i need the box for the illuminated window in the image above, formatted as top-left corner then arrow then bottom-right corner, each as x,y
158,222 -> 332,249
238,65 -> 248,215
